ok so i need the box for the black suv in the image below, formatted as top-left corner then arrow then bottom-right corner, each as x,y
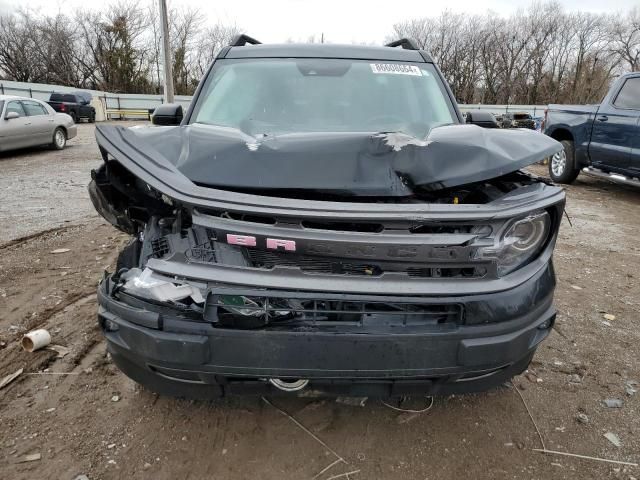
90,36 -> 565,398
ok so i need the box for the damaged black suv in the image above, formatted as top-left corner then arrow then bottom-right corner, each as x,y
90,36 -> 565,398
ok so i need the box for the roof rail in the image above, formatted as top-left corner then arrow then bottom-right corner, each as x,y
230,34 -> 262,47
385,38 -> 420,50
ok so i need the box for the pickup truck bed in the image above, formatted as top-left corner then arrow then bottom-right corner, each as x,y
544,73 -> 640,185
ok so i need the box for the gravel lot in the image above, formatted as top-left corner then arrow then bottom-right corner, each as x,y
0,123 -> 639,479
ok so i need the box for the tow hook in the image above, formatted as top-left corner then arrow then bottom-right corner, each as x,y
268,378 -> 309,392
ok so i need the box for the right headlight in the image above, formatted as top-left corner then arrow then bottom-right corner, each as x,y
475,211 -> 550,276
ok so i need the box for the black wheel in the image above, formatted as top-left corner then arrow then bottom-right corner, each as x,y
51,127 -> 66,150
69,111 -> 77,124
549,139 -> 579,184
89,113 -> 95,123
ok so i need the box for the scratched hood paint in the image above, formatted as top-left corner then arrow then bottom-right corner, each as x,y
96,123 -> 562,196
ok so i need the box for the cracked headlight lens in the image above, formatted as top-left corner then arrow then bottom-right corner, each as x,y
476,211 -> 550,276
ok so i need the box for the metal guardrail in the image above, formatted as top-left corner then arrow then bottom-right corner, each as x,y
459,104 -> 548,117
0,82 -> 192,120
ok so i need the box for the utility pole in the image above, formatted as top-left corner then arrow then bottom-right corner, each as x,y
158,0 -> 174,103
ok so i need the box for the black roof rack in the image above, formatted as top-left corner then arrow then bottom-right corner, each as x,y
230,34 -> 262,47
385,38 -> 420,50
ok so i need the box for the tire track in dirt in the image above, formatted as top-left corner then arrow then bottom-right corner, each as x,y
0,225 -> 78,251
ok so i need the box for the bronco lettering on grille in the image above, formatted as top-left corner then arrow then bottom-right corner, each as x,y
226,234 -> 296,252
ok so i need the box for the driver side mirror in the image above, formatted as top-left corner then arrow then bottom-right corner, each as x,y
465,111 -> 500,129
5,111 -> 20,120
151,104 -> 183,126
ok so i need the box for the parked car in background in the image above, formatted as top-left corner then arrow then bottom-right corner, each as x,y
47,92 -> 96,124
90,36 -> 565,399
0,95 -> 76,152
502,112 -> 536,130
544,72 -> 640,185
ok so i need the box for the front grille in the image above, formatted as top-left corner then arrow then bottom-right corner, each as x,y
203,288 -> 464,328
246,249 -> 487,278
247,249 -> 383,276
406,266 -> 487,278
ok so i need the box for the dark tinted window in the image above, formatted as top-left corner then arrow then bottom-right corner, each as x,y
22,100 -> 48,116
6,101 -> 26,117
614,78 -> 640,109
49,93 -> 77,103
0,101 -> 4,116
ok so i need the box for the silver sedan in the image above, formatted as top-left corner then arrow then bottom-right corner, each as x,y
0,95 -> 77,152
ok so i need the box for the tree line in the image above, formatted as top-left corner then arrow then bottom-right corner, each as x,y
1,1 -> 638,104
390,2 -> 640,104
0,2 -> 240,95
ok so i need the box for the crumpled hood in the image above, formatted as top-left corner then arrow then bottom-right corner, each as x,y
97,123 -> 562,196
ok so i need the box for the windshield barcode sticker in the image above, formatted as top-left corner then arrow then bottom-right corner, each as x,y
370,63 -> 422,76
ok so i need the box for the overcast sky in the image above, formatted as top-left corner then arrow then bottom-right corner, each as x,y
2,0 -> 638,44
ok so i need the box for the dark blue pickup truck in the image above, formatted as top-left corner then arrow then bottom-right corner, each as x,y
544,72 -> 640,186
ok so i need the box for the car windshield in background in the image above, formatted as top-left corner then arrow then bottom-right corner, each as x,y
190,59 -> 456,138
50,93 -> 77,103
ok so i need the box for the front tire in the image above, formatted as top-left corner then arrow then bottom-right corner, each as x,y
549,139 -> 579,184
51,127 -> 66,150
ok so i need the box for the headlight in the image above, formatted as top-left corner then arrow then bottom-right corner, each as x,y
476,211 -> 550,276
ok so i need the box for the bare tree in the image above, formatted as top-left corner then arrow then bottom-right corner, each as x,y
610,7 -> 640,71
0,10 -> 40,82
169,7 -> 203,95
193,22 -> 241,78
75,2 -> 152,92
391,2 -> 634,105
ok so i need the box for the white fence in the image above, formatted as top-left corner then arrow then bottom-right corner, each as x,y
459,104 -> 547,118
1,80 -> 548,120
0,80 -> 192,119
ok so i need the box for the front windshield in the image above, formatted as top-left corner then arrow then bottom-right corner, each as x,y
190,59 -> 457,138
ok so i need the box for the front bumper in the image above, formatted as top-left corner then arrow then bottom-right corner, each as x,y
66,124 -> 78,140
97,262 -> 556,398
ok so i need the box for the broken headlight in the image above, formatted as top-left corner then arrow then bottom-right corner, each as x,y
476,211 -> 550,276
120,268 -> 205,303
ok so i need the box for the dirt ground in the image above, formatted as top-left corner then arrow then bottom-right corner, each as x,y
0,123 -> 638,480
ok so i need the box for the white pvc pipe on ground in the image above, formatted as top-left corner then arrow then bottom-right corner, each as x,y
21,329 -> 51,352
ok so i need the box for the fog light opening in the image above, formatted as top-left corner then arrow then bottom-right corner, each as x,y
103,318 -> 120,332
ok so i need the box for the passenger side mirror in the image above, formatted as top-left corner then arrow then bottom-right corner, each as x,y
151,104 -> 183,126
465,111 -> 500,129
5,111 -> 20,120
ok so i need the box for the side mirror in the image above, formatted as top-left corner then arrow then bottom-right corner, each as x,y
465,111 -> 499,129
5,111 -> 20,120
152,104 -> 183,126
